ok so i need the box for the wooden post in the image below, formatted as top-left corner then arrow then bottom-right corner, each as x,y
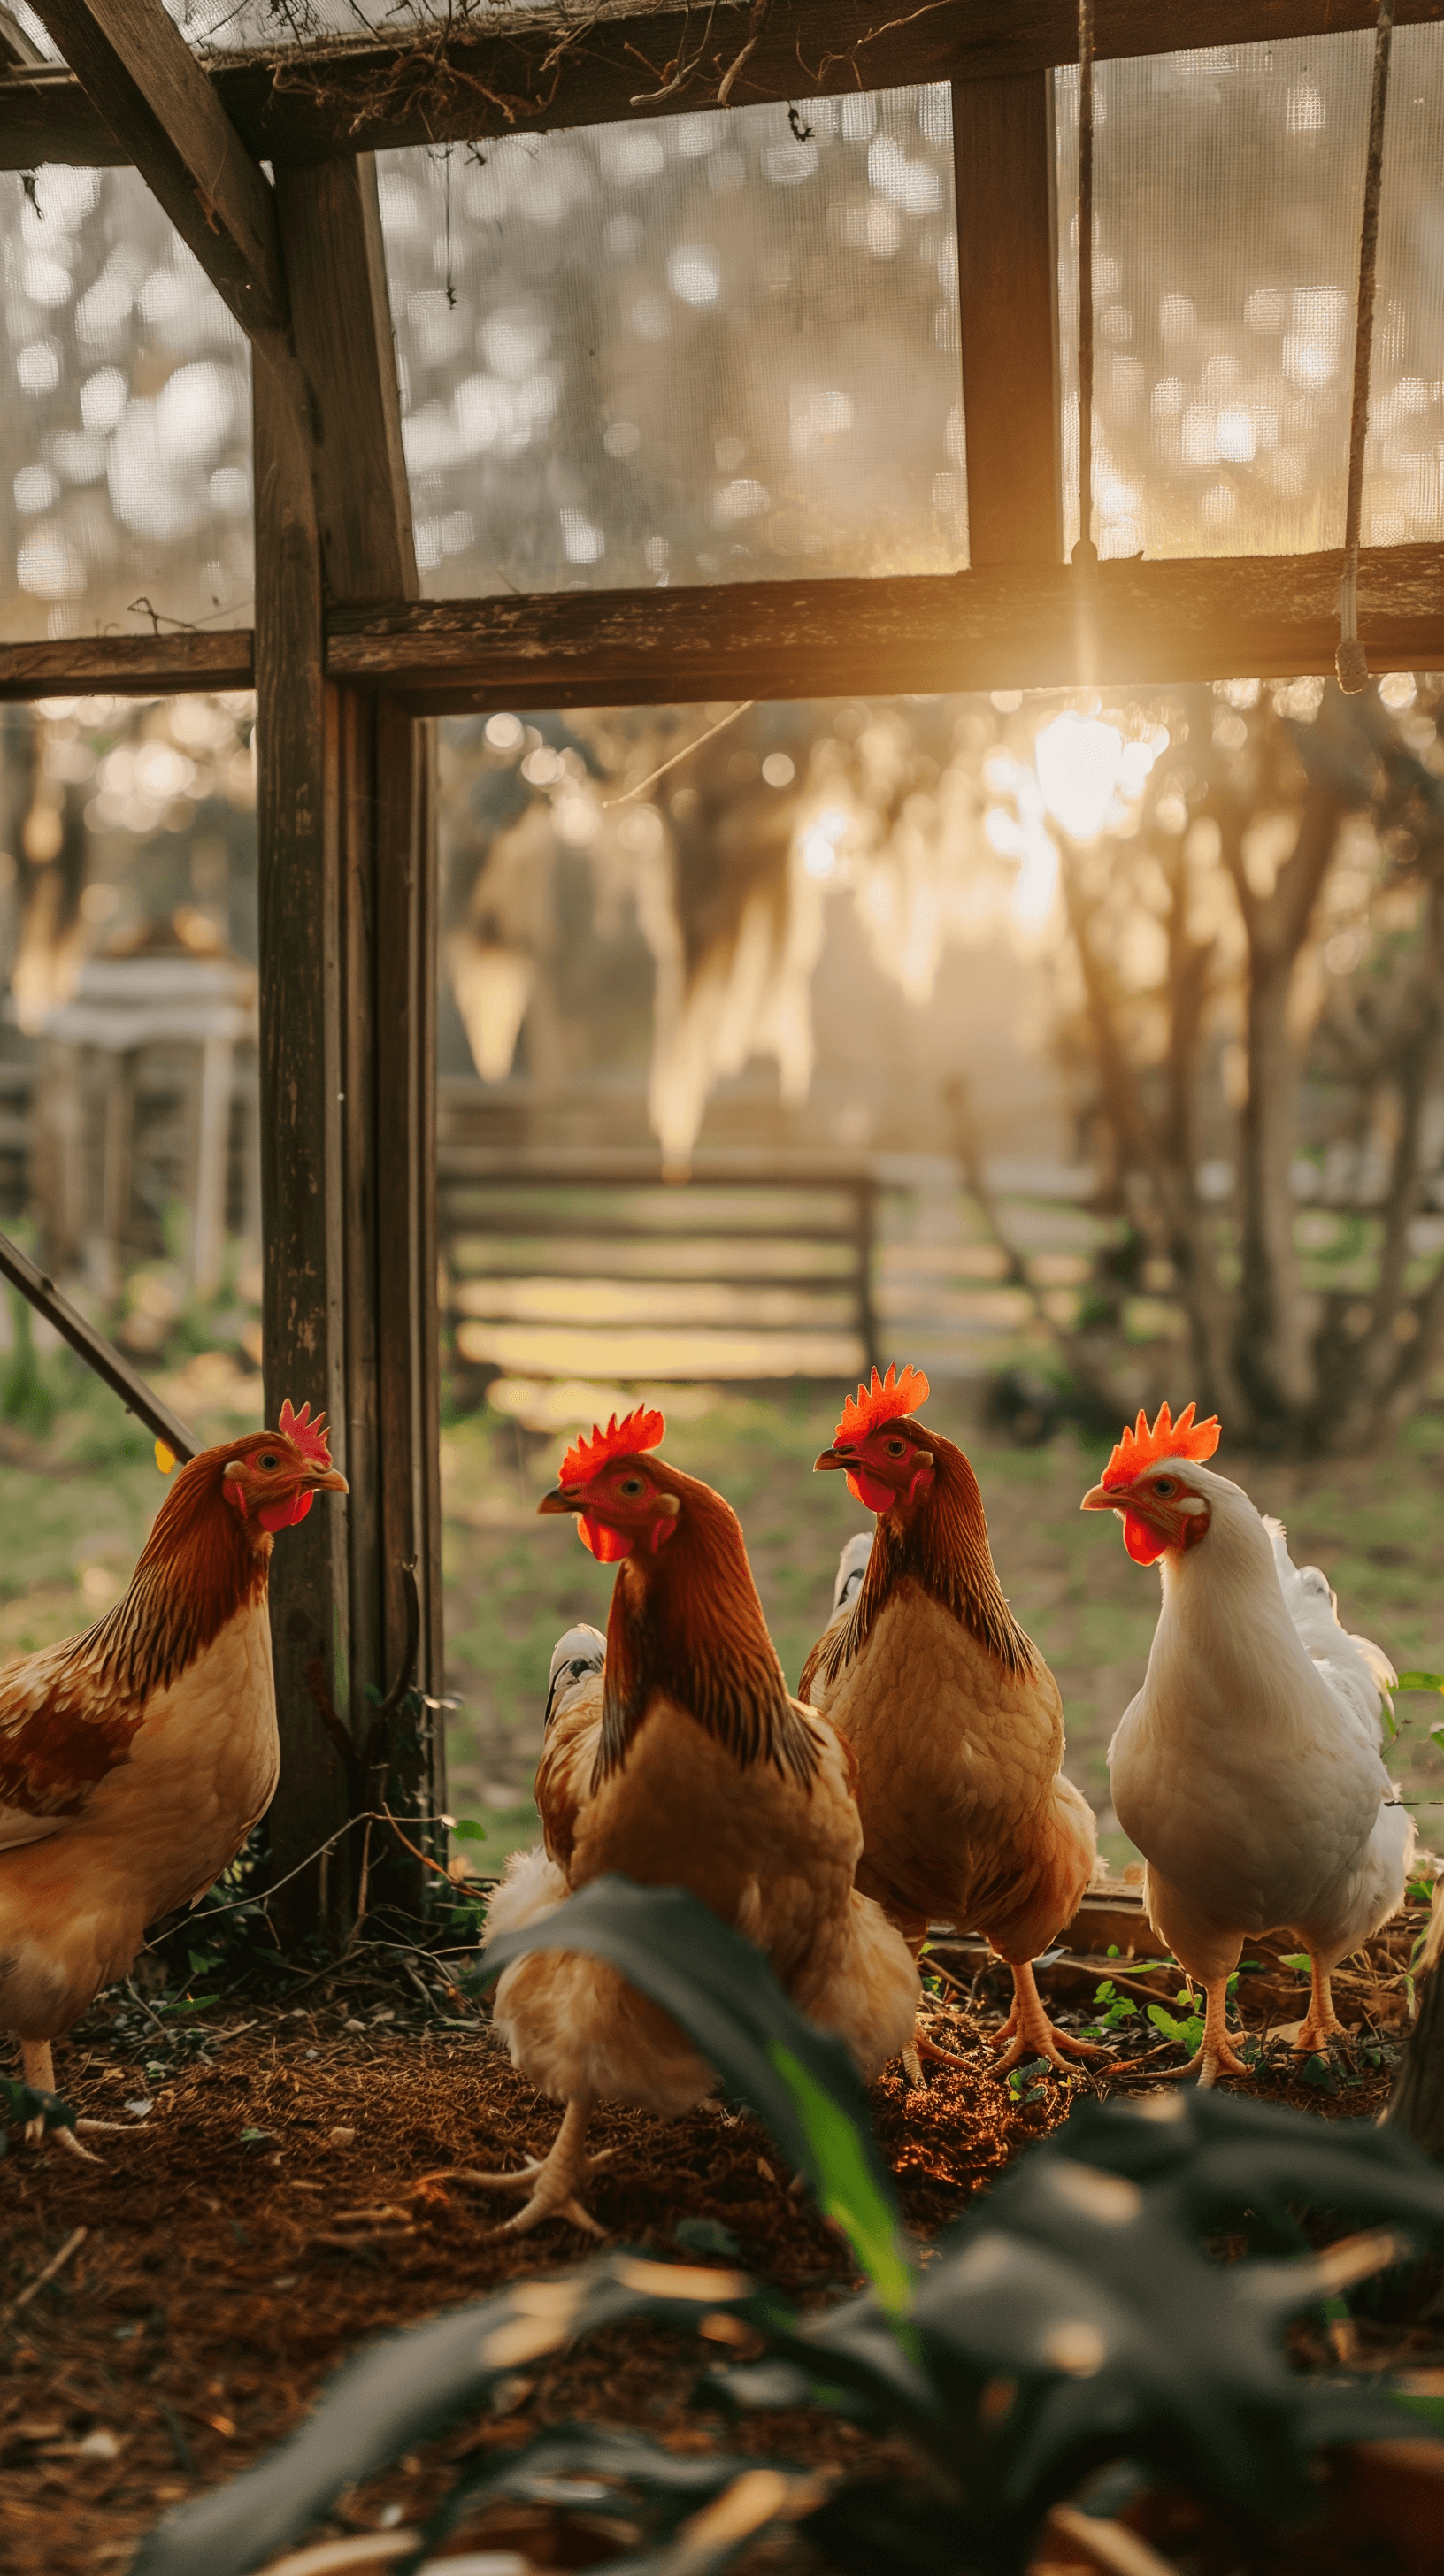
253,157 -> 436,1936
252,352 -> 355,1941
953,73 -> 1064,568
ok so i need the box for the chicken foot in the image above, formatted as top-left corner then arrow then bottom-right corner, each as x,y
1154,1978 -> 1251,2089
991,1960 -> 1108,2077
469,2097 -> 616,2238
1292,1956 -> 1345,2058
901,2022 -> 973,2088
19,2040 -> 131,2160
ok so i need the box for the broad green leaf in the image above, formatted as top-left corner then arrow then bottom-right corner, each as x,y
450,1817 -> 488,1842
1279,1953 -> 1310,1977
1398,1673 -> 1444,1694
473,1876 -> 913,2312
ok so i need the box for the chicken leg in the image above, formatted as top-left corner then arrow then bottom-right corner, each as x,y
991,1960 -> 1108,2077
1155,1978 -> 1251,2089
18,2039 -> 120,2160
468,2097 -> 616,2237
1294,1955 -> 1345,2057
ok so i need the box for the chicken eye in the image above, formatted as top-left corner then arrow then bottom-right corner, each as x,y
258,1453 -> 280,1471
618,1476 -> 644,1498
1151,1476 -> 1176,1497
885,1438 -> 906,1456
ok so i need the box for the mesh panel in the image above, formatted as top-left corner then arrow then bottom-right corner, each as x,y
1055,31 -> 1444,562
379,85 -> 966,597
1,168 -> 253,645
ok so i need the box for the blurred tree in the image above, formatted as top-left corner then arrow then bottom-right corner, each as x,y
1000,678 -> 1444,1455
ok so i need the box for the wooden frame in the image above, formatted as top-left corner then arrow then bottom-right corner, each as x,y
8,0 -> 1444,1930
7,0 -> 1444,171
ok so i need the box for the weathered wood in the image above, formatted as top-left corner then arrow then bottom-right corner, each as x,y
325,544 -> 1444,710
1388,1955 -> 1444,2160
335,692 -> 443,1911
10,0 -> 1444,171
954,73 -> 1062,568
0,632 -> 254,700
273,157 -> 418,606
253,351 -> 355,1942
20,0 -> 286,335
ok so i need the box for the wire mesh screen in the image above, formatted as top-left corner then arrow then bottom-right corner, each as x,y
0,168 -> 254,645
1056,27 -> 1444,562
379,85 -> 966,597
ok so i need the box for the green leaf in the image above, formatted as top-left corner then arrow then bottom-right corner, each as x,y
450,1818 -> 488,1842
1148,2005 -> 1185,2043
1279,1953 -> 1311,1977
1409,1881 -> 1436,1906
472,1876 -> 912,2313
0,2074 -> 76,2143
1397,1672 -> 1444,1694
675,2216 -> 741,2258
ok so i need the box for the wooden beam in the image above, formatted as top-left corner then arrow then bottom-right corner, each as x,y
954,73 -> 1062,568
324,546 -> 1444,709
252,354 -> 355,1943
21,0 -> 285,337
273,157 -> 418,606
10,0 -> 1444,171
0,632 -> 254,700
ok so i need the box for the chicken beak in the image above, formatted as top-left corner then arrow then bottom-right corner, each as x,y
1079,1482 -> 1118,1512
813,1447 -> 847,1473
313,1467 -> 349,1494
538,1485 -> 582,1516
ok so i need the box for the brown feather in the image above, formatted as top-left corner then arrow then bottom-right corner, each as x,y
593,1463 -> 818,1790
800,1419 -> 1036,1704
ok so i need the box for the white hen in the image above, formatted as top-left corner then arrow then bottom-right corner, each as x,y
1083,1401 -> 1412,2086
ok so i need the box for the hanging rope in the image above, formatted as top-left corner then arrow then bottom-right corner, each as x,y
1338,0 -> 1394,694
1074,0 -> 1096,568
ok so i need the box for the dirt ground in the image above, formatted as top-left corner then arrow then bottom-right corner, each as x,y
1,1905 -> 1434,2576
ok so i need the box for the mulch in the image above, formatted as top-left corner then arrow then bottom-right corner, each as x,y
0,1918 -> 1432,2576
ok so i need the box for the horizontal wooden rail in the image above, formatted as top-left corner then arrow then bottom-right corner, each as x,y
0,631 -> 256,701
327,545 -> 1444,711
7,0 -> 1444,171
6,541 -> 1444,708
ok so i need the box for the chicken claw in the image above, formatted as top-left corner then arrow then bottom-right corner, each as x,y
902,2023 -> 972,2087
1292,1957 -> 1345,2058
1151,1977 -> 1251,2089
991,1961 -> 1107,2076
467,2098 -> 615,2238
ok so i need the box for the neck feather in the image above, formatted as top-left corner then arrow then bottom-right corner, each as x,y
810,1430 -> 1035,1694
89,1453 -> 271,1700
595,1470 -> 818,1788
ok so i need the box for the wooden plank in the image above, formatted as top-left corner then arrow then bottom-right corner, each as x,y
954,73 -> 1062,568
0,632 -> 254,701
273,157 -> 418,606
8,0 -> 1444,170
325,545 -> 1444,709
252,351 -> 355,1942
20,0 -> 285,336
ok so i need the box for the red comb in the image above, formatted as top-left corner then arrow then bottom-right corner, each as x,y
560,1403 -> 665,1488
834,1362 -> 931,1445
1101,1399 -> 1220,1490
279,1399 -> 333,1469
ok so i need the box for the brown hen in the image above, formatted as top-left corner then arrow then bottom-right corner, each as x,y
799,1365 -> 1101,2079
